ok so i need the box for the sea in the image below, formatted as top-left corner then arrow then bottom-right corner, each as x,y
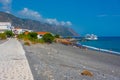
78,37 -> 120,55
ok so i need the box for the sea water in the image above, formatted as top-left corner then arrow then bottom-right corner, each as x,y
79,37 -> 120,55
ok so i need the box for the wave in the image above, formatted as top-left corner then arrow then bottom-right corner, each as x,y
81,44 -> 120,55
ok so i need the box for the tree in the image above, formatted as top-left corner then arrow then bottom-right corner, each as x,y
54,34 -> 60,38
42,33 -> 54,43
4,30 -> 14,37
28,32 -> 37,39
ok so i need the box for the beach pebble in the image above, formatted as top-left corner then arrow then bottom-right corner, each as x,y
48,52 -> 51,55
83,66 -> 86,68
112,70 -> 114,73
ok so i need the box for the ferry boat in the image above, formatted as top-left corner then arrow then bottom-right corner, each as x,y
85,34 -> 98,40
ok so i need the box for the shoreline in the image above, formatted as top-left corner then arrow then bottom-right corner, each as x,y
22,42 -> 120,80
74,42 -> 120,56
83,45 -> 120,55
71,36 -> 120,55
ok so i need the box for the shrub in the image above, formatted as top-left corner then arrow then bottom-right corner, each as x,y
4,30 -> 14,37
31,38 -> 45,44
17,32 -> 37,42
17,33 -> 24,39
30,38 -> 45,44
37,39 -> 45,43
0,33 -> 7,40
42,33 -> 54,43
28,32 -> 37,40
24,42 -> 30,46
54,34 -> 60,38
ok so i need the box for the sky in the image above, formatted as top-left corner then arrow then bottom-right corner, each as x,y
0,0 -> 120,36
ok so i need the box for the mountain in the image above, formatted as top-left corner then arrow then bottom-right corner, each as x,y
0,12 -> 79,36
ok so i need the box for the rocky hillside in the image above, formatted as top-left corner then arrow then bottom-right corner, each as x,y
0,12 -> 79,36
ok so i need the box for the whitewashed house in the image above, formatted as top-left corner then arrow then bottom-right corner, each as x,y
22,29 -> 33,33
12,28 -> 33,35
12,28 -> 23,34
0,22 -> 12,33
36,32 -> 49,39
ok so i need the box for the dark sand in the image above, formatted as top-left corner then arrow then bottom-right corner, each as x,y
23,42 -> 120,80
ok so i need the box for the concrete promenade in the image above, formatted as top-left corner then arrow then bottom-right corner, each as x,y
0,39 -> 34,80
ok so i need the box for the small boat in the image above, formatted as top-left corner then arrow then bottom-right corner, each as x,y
85,34 -> 98,40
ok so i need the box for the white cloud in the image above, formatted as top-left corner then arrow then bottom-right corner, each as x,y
19,8 -> 72,26
18,8 -> 42,20
6,11 -> 10,13
45,18 -> 72,26
45,18 -> 59,25
66,21 -> 72,26
60,21 -> 72,26
0,0 -> 12,12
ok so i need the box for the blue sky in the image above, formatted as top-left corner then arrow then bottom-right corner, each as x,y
0,0 -> 120,36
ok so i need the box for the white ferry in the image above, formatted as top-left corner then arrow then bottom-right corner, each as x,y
85,34 -> 98,40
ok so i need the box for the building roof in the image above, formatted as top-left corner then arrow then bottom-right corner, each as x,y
36,32 -> 49,35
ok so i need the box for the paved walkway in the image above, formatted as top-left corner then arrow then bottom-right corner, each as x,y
0,39 -> 34,80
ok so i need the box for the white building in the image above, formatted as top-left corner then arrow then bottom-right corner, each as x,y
36,32 -> 49,39
12,28 -> 33,35
0,22 -> 12,33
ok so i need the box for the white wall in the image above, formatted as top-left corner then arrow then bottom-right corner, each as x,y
37,35 -> 43,39
0,22 -> 12,30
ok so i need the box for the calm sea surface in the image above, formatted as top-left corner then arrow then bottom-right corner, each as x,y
79,37 -> 120,54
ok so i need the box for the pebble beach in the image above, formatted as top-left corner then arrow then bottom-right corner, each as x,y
23,42 -> 120,80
